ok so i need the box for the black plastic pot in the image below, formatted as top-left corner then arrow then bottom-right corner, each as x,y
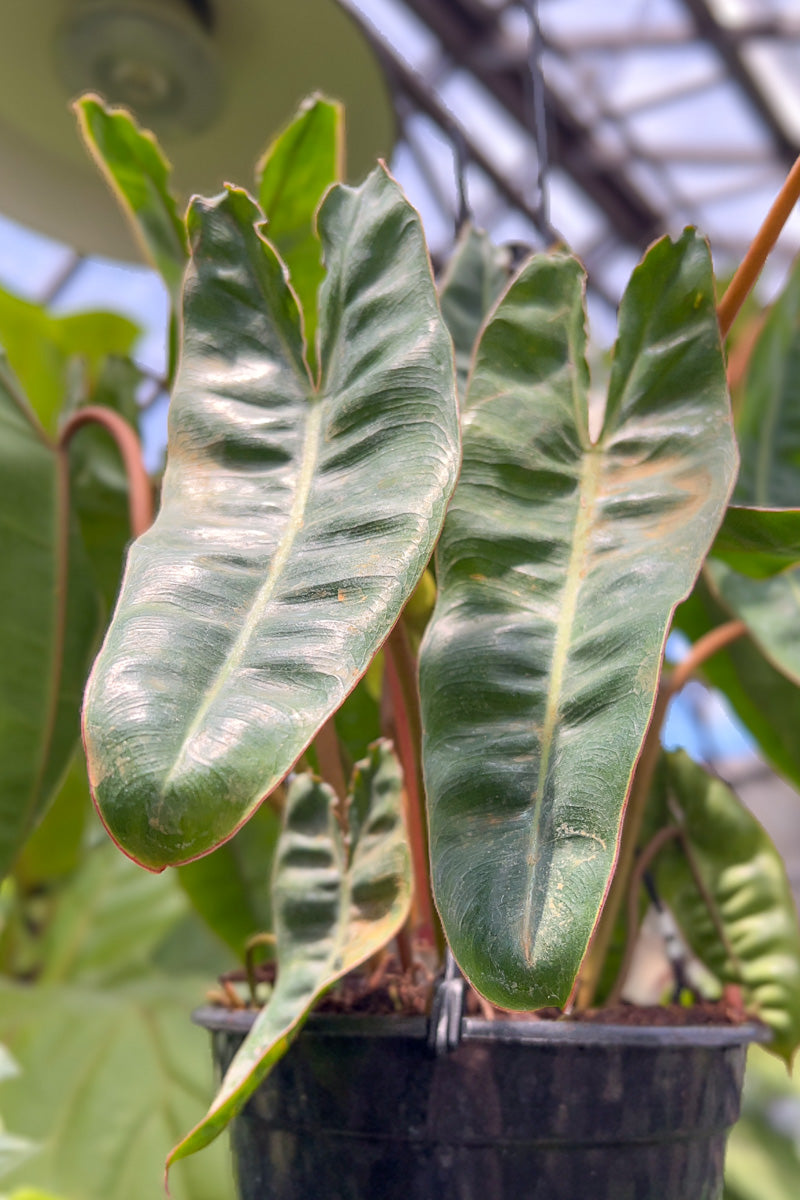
194,1006 -> 767,1200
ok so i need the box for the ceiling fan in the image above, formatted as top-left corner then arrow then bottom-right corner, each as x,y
0,0 -> 394,259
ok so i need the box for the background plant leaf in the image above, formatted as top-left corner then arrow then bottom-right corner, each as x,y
0,360 -> 102,879
168,740 -> 411,1165
733,255 -> 800,509
648,751 -> 800,1062
257,94 -> 343,371
84,167 -> 459,870
724,1046 -> 800,1200
0,287 -> 139,436
421,232 -> 737,1008
66,355 -> 147,615
177,799 -> 282,960
674,575 -> 800,791
707,559 -> 800,687
0,979 -> 234,1200
437,224 -> 511,402
711,506 -> 800,578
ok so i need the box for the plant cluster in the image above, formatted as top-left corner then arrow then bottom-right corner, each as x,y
2,92 -> 800,1183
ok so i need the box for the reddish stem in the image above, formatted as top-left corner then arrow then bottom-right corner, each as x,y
718,152 -> 800,339
384,621 -> 440,947
575,618 -> 748,1009
59,405 -> 153,536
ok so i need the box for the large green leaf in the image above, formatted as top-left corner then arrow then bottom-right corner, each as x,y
734,255 -> 800,509
711,506 -> 800,578
75,95 -> 188,302
83,167 -> 459,870
257,94 -> 342,370
420,232 -> 737,1008
168,740 -> 411,1165
177,800 -> 282,959
674,575 -> 800,790
437,223 -> 511,402
0,979 -> 234,1200
0,360 -> 102,879
707,559 -> 800,686
649,751 -> 800,1062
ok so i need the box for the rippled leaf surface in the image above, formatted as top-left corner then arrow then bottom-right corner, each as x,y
649,751 -> 800,1062
0,360 -> 101,878
168,741 -> 411,1164
420,233 -> 737,1008
83,167 -> 459,869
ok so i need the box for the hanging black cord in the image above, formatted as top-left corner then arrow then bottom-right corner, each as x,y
520,0 -> 560,246
451,124 -> 472,236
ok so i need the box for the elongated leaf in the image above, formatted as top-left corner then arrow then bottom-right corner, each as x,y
0,359 -> 102,878
168,740 -> 411,1164
674,575 -> 800,790
177,800 -> 282,959
711,506 -> 800,578
707,559 -> 800,686
420,232 -> 737,1008
734,255 -> 800,508
75,95 -> 188,301
437,224 -> 511,402
83,167 -> 459,870
257,94 -> 342,369
648,751 -> 800,1061
0,979 -> 235,1200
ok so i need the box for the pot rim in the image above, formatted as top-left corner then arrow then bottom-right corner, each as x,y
192,1004 -> 770,1049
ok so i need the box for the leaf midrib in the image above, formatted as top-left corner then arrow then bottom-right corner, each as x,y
163,399 -> 323,786
521,443 -> 602,960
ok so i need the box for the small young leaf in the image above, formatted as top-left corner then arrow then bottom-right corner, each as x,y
75,95 -> 188,302
437,224 -> 511,403
649,751 -> 800,1063
257,94 -> 343,369
167,741 -> 411,1165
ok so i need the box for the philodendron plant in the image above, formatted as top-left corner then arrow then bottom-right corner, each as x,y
75,93 -> 800,1168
